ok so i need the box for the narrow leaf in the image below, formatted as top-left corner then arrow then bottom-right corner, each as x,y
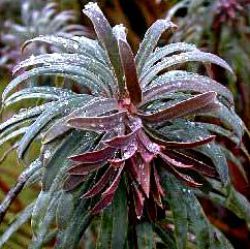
67,111 -> 126,132
136,20 -> 177,74
115,27 -> 142,104
82,167 -> 117,198
139,91 -> 218,122
69,146 -> 116,163
140,51 -> 234,86
161,171 -> 188,249
92,164 -> 123,214
136,222 -> 154,249
83,2 -> 125,94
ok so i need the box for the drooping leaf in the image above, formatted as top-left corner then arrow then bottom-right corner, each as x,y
4,87 -> 74,108
140,51 -> 233,86
0,102 -> 52,133
43,130 -> 95,191
136,19 -> 177,75
143,42 -> 198,72
23,35 -> 107,63
143,70 -> 234,105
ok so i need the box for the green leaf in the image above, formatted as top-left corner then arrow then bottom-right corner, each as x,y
136,19 -> 177,75
161,171 -> 188,249
54,175 -> 95,249
24,35 -> 107,63
136,222 -> 154,249
17,101 -> 61,158
54,201 -> 91,249
143,43 -> 198,72
96,182 -> 128,249
211,227 -> 234,249
153,223 -> 177,249
184,192 -> 212,249
159,120 -> 230,184
0,103 -> 51,133
31,191 -> 52,236
30,191 -> 61,249
3,55 -> 115,100
111,182 -> 128,249
56,191 -> 74,230
5,66 -> 110,99
96,206 -> 113,249
140,51 -> 233,86
0,126 -> 28,147
43,130 -> 95,190
18,95 -> 91,158
4,87 -> 73,108
42,117 -> 72,144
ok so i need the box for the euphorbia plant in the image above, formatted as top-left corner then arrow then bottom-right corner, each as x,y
0,2 -> 249,249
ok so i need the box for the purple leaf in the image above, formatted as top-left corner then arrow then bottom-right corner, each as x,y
67,111 -> 126,132
136,130 -> 161,163
108,143 -> 137,165
153,164 -> 165,197
91,163 -> 124,214
168,166 -> 203,187
130,156 -> 151,198
82,167 -> 117,198
139,91 -> 218,122
83,3 -> 125,94
104,128 -> 139,148
43,120 -> 71,144
68,162 -> 104,175
159,152 -> 193,168
151,175 -> 163,208
64,175 -> 87,192
116,33 -> 142,104
137,130 -> 161,154
91,192 -> 114,215
146,196 -> 158,221
69,146 -> 116,163
165,151 -> 217,178
127,115 -> 143,131
132,184 -> 145,219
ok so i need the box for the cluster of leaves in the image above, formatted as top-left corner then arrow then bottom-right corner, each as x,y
0,1 -> 250,249
167,0 -> 250,128
0,0 -> 88,72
